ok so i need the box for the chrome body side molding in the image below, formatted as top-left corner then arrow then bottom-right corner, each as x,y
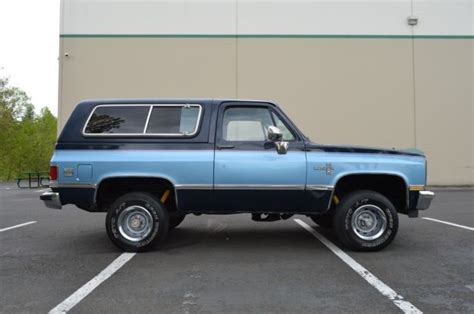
214,184 -> 306,190
306,185 -> 334,191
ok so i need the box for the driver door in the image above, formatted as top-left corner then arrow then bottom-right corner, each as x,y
213,102 -> 307,212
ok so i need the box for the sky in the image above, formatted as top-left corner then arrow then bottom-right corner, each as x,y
0,0 -> 60,116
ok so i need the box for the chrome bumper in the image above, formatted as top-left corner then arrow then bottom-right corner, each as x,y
40,191 -> 62,209
416,190 -> 435,210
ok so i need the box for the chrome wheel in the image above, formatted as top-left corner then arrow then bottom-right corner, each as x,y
117,205 -> 154,242
351,204 -> 387,241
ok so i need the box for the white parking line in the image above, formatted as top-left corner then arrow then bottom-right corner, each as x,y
35,188 -> 50,193
0,221 -> 37,232
422,217 -> 474,231
49,252 -> 136,313
294,219 -> 422,314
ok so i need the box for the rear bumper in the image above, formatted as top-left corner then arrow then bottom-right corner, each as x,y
416,190 -> 435,210
40,191 -> 62,209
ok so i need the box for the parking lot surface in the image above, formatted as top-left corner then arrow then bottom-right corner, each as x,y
1,183 -> 473,313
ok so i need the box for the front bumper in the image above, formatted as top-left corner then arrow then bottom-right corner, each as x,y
40,191 -> 62,209
416,190 -> 435,210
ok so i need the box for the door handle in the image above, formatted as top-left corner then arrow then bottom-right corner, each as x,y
217,144 -> 235,150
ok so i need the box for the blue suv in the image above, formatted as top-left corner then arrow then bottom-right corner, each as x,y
41,99 -> 434,252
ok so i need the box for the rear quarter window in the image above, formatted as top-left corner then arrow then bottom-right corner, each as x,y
84,106 -> 149,134
83,104 -> 202,136
146,106 -> 200,135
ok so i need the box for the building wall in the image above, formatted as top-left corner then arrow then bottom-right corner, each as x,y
58,0 -> 474,185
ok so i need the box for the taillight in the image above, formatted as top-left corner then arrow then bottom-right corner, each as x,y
50,165 -> 58,181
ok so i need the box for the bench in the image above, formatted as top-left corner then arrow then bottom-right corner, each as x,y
16,172 -> 50,189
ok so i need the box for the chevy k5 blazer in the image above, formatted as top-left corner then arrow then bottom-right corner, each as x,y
41,99 -> 434,252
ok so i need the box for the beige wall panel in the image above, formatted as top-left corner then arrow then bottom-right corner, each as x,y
414,39 -> 473,185
58,37 -> 473,185
59,38 -> 237,130
237,39 -> 415,149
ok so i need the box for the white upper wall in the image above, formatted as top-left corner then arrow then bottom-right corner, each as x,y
413,0 -> 473,36
61,0 -> 237,35
238,0 -> 412,35
61,0 -> 474,36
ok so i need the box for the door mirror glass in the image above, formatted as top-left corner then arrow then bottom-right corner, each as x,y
275,141 -> 289,155
267,126 -> 288,154
267,126 -> 283,142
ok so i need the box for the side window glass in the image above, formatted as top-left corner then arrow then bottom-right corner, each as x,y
222,107 -> 274,141
146,106 -> 200,135
271,111 -> 295,141
84,104 -> 202,136
84,106 -> 149,134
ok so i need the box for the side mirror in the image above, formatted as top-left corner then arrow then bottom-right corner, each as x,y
267,126 -> 283,142
267,126 -> 288,155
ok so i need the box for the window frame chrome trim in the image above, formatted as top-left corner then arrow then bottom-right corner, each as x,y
82,103 -> 203,137
142,105 -> 153,133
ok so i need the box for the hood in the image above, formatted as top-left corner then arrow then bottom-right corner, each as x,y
306,142 -> 425,157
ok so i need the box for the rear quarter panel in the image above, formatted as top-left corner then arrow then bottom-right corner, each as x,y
51,149 -> 214,187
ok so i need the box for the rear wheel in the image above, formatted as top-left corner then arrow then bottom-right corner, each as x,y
333,190 -> 398,251
106,192 -> 169,252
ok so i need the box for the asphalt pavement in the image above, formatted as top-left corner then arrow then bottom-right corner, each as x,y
0,183 -> 473,313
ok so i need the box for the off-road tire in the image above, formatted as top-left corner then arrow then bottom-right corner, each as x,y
333,190 -> 398,252
106,192 -> 169,252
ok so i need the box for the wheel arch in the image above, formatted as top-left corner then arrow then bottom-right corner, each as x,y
331,172 -> 409,212
94,175 -> 179,212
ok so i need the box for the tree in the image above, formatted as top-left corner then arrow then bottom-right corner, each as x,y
0,76 -> 57,181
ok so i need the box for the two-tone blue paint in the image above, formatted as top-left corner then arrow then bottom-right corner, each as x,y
306,152 -> 427,187
214,151 -> 306,186
51,148 -> 426,213
51,149 -> 214,187
52,150 -> 425,188
47,98 -> 429,215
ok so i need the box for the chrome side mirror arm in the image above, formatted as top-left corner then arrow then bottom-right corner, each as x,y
267,126 -> 288,155
275,141 -> 289,155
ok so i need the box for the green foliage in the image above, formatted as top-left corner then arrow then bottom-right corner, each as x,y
0,76 -> 57,181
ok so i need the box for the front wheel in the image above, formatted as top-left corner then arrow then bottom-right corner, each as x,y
106,192 -> 169,252
333,190 -> 398,252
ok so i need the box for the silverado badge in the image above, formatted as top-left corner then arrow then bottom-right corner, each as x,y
314,163 -> 334,175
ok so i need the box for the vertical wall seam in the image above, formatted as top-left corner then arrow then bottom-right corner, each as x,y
235,0 -> 239,99
411,0 -> 418,148
57,0 -> 66,135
